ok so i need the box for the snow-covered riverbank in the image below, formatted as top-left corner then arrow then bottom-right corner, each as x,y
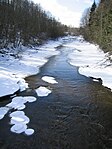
67,37 -> 112,91
0,35 -> 112,98
0,39 -> 62,97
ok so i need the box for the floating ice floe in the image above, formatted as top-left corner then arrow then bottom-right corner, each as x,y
10,110 -> 29,124
10,123 -> 27,134
24,96 -> 37,103
6,96 -> 37,110
10,114 -> 30,125
42,76 -> 58,84
10,110 -> 34,135
0,107 -> 10,120
36,86 -> 52,97
25,128 -> 34,136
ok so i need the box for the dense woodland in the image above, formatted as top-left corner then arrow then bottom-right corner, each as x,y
0,0 -> 67,48
80,0 -> 112,52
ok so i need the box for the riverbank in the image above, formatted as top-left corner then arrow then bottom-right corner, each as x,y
0,38 -> 63,97
67,38 -> 112,91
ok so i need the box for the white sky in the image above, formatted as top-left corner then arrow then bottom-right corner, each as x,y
32,0 -> 98,27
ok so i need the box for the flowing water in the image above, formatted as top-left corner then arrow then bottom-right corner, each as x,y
0,40 -> 112,149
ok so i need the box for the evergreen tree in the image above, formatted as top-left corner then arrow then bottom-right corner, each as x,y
80,0 -> 112,52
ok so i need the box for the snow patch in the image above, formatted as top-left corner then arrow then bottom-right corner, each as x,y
36,86 -> 52,97
42,76 -> 58,84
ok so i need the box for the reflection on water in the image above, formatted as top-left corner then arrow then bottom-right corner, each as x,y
0,44 -> 112,149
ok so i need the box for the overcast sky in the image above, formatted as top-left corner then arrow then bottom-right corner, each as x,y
32,0 -> 99,27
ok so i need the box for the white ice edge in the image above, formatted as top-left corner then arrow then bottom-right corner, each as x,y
67,39 -> 112,91
0,38 -> 62,97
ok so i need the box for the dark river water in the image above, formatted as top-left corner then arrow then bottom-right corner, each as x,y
0,41 -> 112,149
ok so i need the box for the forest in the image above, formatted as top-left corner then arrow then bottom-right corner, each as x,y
0,0 -> 67,49
80,0 -> 112,52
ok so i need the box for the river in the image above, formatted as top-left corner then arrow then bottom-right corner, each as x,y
0,38 -> 112,149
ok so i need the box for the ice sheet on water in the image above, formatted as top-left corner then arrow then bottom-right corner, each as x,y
42,76 -> 58,84
36,86 -> 52,97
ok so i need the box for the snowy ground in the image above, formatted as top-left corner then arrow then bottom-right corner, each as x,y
67,37 -> 112,91
0,39 -> 62,97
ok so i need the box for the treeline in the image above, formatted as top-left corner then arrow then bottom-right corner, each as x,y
0,0 -> 66,48
80,0 -> 112,52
